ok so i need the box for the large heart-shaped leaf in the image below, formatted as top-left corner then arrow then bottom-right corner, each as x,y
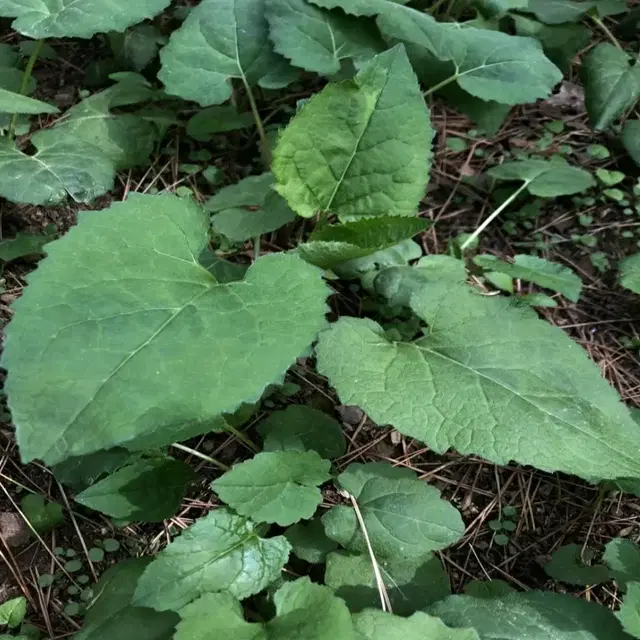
158,0 -> 287,106
273,45 -> 433,220
0,0 -> 171,39
3,194 -> 329,465
317,277 -> 640,481
134,509 -> 291,611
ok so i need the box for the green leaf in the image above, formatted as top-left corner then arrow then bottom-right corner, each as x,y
604,538 -> 640,589
622,120 -> 640,168
464,579 -> 514,598
285,518 -> 339,564
473,254 -> 582,302
266,0 -> 382,75
134,509 -> 291,611
53,448 -> 134,491
258,405 -> 347,458
273,44 -> 432,220
175,577 -> 353,639
582,43 -> 640,131
322,462 -> 464,558
0,597 -> 26,629
0,0 -> 171,38
5,195 -> 329,465
526,0 -> 598,23
488,158 -> 595,196
336,239 -> 422,280
617,582 -> 640,638
431,592 -> 630,639
75,558 -> 178,640
620,253 -> 640,294
544,544 -> 610,586
0,136 -> 114,206
472,0 -> 528,18
325,551 -> 450,615
109,24 -> 163,72
316,278 -> 640,481
212,450 -> 331,526
20,494 -> 64,533
198,250 -> 249,283
299,217 -> 428,270
158,0 -> 284,106
186,106 -> 253,141
353,609 -> 479,640
75,457 -> 195,522
206,173 -> 275,211
0,87 -> 58,114
0,230 -> 55,263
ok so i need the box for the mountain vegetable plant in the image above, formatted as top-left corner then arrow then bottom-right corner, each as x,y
2,0 -> 640,638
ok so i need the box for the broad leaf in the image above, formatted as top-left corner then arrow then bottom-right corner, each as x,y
582,43 -> 640,131
258,405 -> 347,458
543,544 -> 610,586
75,558 -> 178,640
473,254 -> 582,302
20,494 -> 64,533
109,24 -> 163,72
464,579 -> 514,598
353,609 -> 479,640
0,598 -> 26,629
273,45 -> 433,220
175,577 -> 354,639
620,253 -> 640,294
325,550 -> 450,614
186,106 -> 253,141
322,462 -> 464,558
623,120 -> 640,168
53,448 -> 134,491
0,87 -> 58,114
266,0 -> 383,75
158,0 -> 285,106
299,217 -> 428,270
285,518 -> 339,564
134,509 -> 291,611
0,230 -> 55,263
337,239 -> 422,280
316,277 -> 640,481
617,583 -> 640,638
0,135 -> 114,205
211,450 -> 331,526
527,0 -> 625,23
4,194 -> 329,465
75,457 -> 195,522
431,592 -> 630,639
604,538 -> 640,589
488,158 -> 595,196
0,0 -> 171,39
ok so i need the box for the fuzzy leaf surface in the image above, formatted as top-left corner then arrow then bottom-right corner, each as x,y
134,509 -> 291,611
75,457 -> 195,522
273,45 -> 432,220
620,253 -> 640,294
488,158 -> 595,196
212,451 -> 331,526
322,462 -> 464,558
0,0 -> 171,39
431,592 -> 631,639
316,279 -> 640,480
473,254 -> 582,301
158,0 -> 283,106
266,0 -> 382,75
582,43 -> 640,131
4,194 -> 329,465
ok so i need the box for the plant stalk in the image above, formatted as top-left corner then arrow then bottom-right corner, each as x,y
460,181 -> 529,250
591,15 -> 623,51
171,443 -> 229,471
221,419 -> 260,453
8,38 -> 44,139
423,73 -> 457,98
242,77 -> 271,168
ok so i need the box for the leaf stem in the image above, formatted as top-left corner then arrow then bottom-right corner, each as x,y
221,419 -> 260,453
460,181 -> 529,250
253,234 -> 261,262
9,39 -> 44,139
590,15 -> 623,51
171,443 -> 229,471
423,73 -> 457,98
242,77 -> 271,168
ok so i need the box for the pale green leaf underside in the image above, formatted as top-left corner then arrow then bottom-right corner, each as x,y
620,253 -> 640,294
431,592 -> 630,639
134,509 -> 291,611
473,254 -> 582,302
0,0 -> 171,38
158,0 -> 283,106
617,582 -> 640,637
266,0 -> 383,75
316,280 -> 640,481
4,194 -> 329,465
488,158 -> 595,196
0,136 -> 114,206
582,43 -> 640,131
0,87 -> 58,114
212,450 -> 331,526
273,44 -> 433,220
